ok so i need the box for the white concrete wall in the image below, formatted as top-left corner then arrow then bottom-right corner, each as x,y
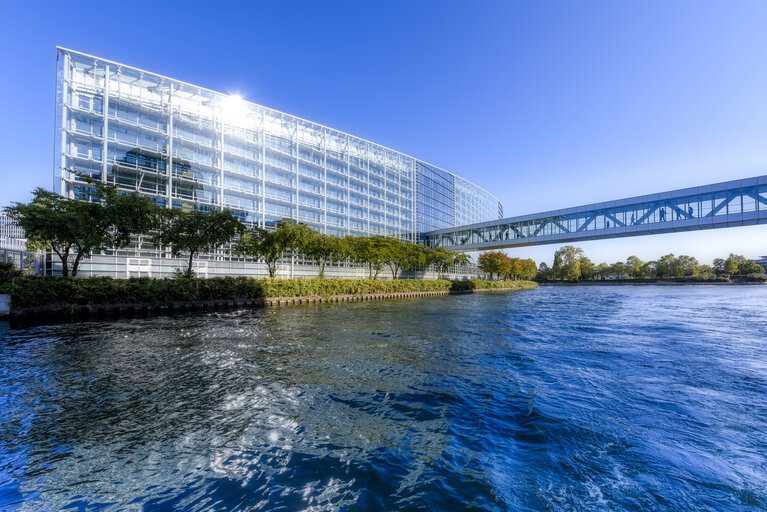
68,254 -> 484,281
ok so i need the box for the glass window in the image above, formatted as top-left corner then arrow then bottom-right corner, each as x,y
742,187 -> 756,213
712,190 -> 728,216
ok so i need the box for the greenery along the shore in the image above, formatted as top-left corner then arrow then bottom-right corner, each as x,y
537,245 -> 766,281
4,180 -> 472,279
3,277 -> 537,310
476,251 -> 537,281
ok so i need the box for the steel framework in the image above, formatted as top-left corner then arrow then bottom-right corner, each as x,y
424,176 -> 767,250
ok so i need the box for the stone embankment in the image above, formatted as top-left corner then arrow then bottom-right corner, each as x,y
2,287 -> 531,323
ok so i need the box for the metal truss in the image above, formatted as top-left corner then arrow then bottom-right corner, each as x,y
424,176 -> 767,250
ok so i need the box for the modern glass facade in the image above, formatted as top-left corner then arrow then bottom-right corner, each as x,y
55,48 -> 502,241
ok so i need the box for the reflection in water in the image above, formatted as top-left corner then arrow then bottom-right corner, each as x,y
1,286 -> 767,510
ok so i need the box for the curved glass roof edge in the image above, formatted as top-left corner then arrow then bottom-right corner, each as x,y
57,47 -> 502,213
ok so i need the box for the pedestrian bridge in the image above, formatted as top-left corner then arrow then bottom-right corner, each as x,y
423,175 -> 767,251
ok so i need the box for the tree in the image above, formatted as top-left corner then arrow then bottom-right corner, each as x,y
676,255 -> 699,277
274,220 -> 315,276
98,183 -> 161,249
5,184 -> 158,277
625,256 -> 643,279
655,254 -> 678,278
739,260 -> 764,275
305,233 -> 346,278
580,257 -> 596,280
518,258 -> 537,280
478,251 -> 508,280
726,254 -> 763,275
429,246 -> 457,278
609,261 -> 626,278
153,208 -> 244,277
712,258 -> 726,276
348,236 -> 388,279
536,262 -> 549,281
596,262 -> 611,280
507,257 -> 521,280
553,246 -> 583,281
724,257 -> 740,276
640,261 -> 657,279
235,227 -> 281,277
381,238 -> 415,280
695,264 -> 715,280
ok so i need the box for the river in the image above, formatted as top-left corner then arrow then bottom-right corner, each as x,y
1,286 -> 766,511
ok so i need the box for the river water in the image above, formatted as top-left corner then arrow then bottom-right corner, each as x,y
1,286 -> 766,511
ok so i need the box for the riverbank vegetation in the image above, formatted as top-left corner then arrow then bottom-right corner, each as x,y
536,245 -> 767,282
477,251 -> 537,280
3,276 -> 537,310
4,180 -> 470,279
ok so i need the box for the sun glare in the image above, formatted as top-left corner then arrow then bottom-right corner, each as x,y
222,94 -> 251,128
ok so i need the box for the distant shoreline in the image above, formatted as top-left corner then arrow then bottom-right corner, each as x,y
539,280 -> 765,286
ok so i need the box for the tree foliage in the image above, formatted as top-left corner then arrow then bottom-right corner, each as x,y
538,246 -> 762,282
4,182 -> 159,277
152,209 -> 244,277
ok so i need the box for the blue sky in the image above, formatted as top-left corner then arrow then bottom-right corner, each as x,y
2,1 -> 767,265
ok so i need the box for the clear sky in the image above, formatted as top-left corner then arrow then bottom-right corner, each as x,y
2,1 -> 767,266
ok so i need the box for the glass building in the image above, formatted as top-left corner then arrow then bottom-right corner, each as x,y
55,48 -> 502,242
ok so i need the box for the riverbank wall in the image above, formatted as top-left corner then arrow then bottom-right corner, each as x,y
2,285 -> 534,324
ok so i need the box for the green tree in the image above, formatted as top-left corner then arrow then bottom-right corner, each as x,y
596,262 -> 611,280
579,257 -> 596,280
518,258 -> 537,280
553,246 -> 583,281
695,264 -> 715,280
724,257 -> 740,276
712,258 -> 726,276
478,251 -> 509,280
640,261 -> 657,279
507,257 -> 521,280
677,255 -> 699,277
429,246 -> 456,278
5,184 -> 158,277
625,256 -> 643,279
655,254 -> 678,278
349,236 -> 388,279
153,208 -> 244,277
305,233 -> 346,278
739,260 -> 764,275
381,238 -> 415,280
235,227 -> 281,277
537,262 -> 552,281
274,220 -> 315,276
610,261 -> 626,278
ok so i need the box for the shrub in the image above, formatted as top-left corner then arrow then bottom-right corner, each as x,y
0,261 -> 22,285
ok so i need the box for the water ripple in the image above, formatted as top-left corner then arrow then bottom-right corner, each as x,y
1,286 -> 766,510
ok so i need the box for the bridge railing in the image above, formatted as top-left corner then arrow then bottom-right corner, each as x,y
425,177 -> 767,249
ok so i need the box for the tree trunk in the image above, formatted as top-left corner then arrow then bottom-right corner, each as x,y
187,251 -> 195,278
318,260 -> 326,278
53,247 -> 69,277
71,251 -> 85,277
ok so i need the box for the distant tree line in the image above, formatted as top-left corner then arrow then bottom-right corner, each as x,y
476,251 -> 537,281
536,245 -> 766,282
4,181 -> 470,279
